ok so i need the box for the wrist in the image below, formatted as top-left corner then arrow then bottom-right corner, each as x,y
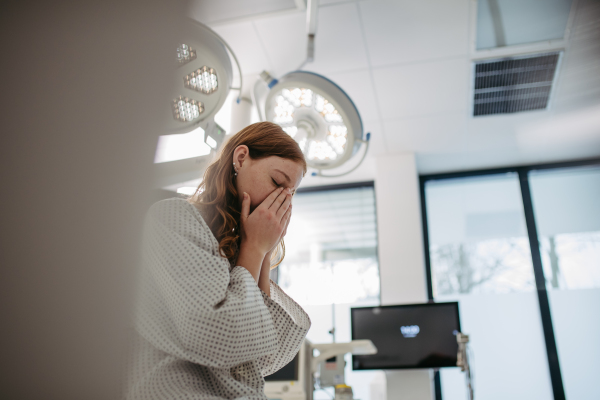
239,241 -> 267,260
237,242 -> 267,283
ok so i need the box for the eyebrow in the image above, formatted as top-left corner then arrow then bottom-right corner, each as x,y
274,169 -> 292,187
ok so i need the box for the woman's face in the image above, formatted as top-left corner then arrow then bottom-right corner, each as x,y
233,146 -> 304,211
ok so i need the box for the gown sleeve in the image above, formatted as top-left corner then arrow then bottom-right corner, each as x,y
256,280 -> 311,377
136,198 -> 281,370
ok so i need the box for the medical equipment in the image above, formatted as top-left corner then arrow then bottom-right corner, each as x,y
264,340 -> 313,400
457,332 -> 474,400
312,340 -> 377,397
351,302 -> 461,370
265,339 -> 377,400
250,1 -> 371,178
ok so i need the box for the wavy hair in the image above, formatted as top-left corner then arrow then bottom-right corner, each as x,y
189,121 -> 307,269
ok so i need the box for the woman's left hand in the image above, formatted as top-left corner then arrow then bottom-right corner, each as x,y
266,203 -> 292,257
260,204 -> 291,295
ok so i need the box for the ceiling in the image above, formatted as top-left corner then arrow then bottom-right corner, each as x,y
189,0 -> 600,185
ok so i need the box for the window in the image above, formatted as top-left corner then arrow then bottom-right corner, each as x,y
276,183 -> 380,400
529,165 -> 600,400
421,160 -> 600,400
424,173 -> 552,400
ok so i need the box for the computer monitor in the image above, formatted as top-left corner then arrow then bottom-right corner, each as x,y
264,339 -> 313,400
351,302 -> 461,370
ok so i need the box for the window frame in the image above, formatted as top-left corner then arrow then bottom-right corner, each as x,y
273,180 -> 381,307
419,157 -> 600,400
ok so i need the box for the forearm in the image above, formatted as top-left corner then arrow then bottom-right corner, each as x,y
258,252 -> 272,297
236,242 -> 265,282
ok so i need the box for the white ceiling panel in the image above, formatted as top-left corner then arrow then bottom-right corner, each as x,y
196,0 -> 599,177
326,69 -> 380,123
372,57 -> 469,120
517,104 -> 600,162
301,3 -> 370,75
551,0 -> 600,113
476,0 -> 572,50
253,12 -> 307,76
417,148 -> 523,174
255,3 -> 370,77
383,113 -> 466,154
211,21 -> 272,75
359,0 -> 469,68
466,111 -> 545,152
318,0 -> 357,6
190,0 -> 296,25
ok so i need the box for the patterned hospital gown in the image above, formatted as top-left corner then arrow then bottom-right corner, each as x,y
126,198 -> 311,399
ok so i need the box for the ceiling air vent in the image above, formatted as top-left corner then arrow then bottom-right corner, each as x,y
473,52 -> 560,116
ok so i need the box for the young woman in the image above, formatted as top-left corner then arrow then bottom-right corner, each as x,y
127,122 -> 311,399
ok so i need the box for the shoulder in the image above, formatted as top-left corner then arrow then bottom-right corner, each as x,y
147,197 -> 206,226
145,198 -> 217,250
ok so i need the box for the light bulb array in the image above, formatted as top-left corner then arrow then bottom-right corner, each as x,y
184,66 -> 218,94
273,95 -> 295,124
327,125 -> 348,155
172,96 -> 203,122
282,88 -> 313,108
271,88 -> 349,162
307,140 -> 338,161
315,94 -> 343,123
264,71 -> 365,171
177,44 -> 196,65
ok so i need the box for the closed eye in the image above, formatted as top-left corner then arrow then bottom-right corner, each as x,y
272,178 -> 280,187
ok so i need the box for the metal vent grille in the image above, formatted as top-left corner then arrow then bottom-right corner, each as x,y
473,53 -> 560,116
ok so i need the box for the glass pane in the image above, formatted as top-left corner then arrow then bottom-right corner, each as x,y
277,186 -> 381,400
529,165 -> 600,400
476,0 -> 572,50
425,173 -> 553,400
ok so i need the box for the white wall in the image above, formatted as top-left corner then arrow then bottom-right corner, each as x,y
374,153 -> 434,400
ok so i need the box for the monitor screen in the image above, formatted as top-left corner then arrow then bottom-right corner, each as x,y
351,302 -> 461,370
264,351 -> 299,381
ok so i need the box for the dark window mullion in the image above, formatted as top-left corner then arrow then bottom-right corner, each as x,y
518,169 -> 566,400
419,177 -> 442,400
420,177 -> 434,302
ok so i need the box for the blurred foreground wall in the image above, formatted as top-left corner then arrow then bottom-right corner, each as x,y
0,2 -> 186,398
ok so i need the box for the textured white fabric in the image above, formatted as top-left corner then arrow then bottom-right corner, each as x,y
126,198 -> 311,399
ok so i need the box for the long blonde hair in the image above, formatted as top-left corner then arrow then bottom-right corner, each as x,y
190,122 -> 307,269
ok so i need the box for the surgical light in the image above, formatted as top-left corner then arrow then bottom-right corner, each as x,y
184,66 -> 218,94
165,19 -> 239,141
154,19 -> 242,190
172,96 -> 203,122
176,44 -> 196,65
264,71 -> 369,173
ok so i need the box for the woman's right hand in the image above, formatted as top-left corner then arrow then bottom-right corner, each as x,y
240,187 -> 292,256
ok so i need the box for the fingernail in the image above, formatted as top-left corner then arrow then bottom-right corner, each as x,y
243,192 -> 248,199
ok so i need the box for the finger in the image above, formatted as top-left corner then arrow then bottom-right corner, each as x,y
259,187 -> 284,210
241,192 -> 251,221
269,187 -> 289,211
281,205 -> 292,236
276,193 -> 292,220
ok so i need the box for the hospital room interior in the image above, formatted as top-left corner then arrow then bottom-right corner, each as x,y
1,0 -> 599,399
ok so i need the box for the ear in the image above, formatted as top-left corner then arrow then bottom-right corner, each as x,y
232,145 -> 249,168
